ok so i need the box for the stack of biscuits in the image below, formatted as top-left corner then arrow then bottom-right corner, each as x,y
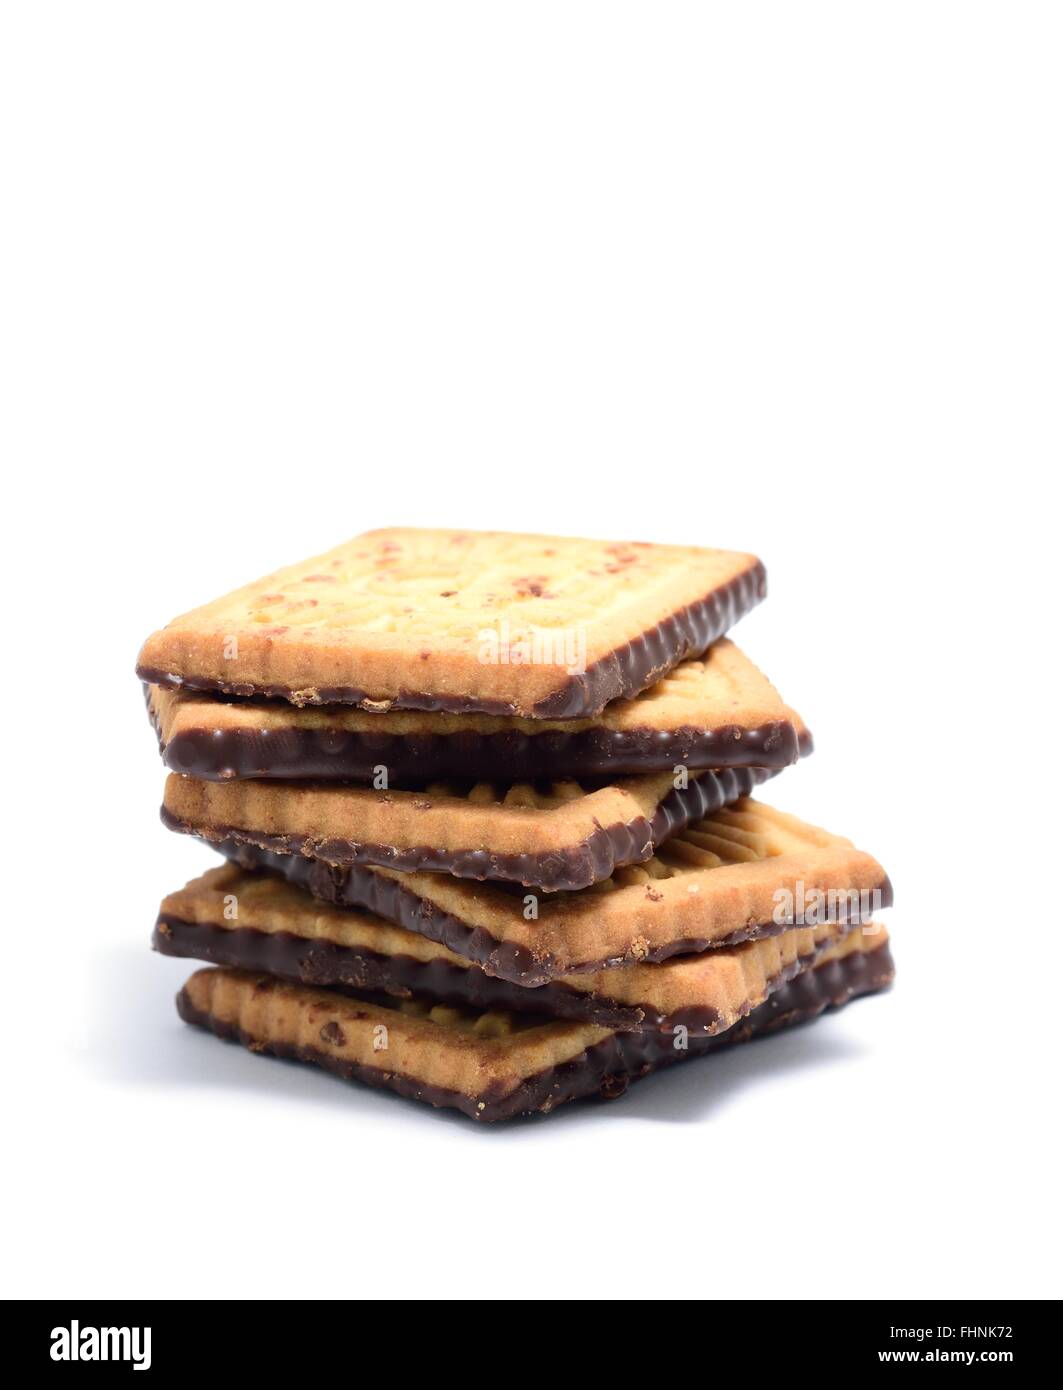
138,528 -> 893,1122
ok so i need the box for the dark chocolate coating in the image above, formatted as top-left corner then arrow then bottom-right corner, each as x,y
159,712 -> 807,785
140,560 -> 766,719
156,911 -> 858,1034
174,941 -> 895,1121
160,763 -> 783,893
204,837 -> 893,986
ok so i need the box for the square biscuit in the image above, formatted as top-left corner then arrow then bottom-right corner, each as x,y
161,763 -> 784,891
214,797 -> 891,983
156,862 -> 857,1034
136,528 -> 765,718
175,925 -> 893,1121
147,638 -> 810,783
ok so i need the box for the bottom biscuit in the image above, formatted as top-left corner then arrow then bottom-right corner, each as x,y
176,925 -> 894,1121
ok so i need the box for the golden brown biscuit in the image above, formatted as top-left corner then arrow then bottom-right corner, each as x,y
136,528 -> 765,718
161,763 -> 784,891
146,639 -> 810,782
155,863 -> 855,1033
175,925 -> 894,1121
215,797 -> 891,983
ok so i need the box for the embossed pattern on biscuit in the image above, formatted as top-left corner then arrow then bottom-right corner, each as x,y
136,528 -> 765,717
146,639 -> 810,782
155,863 -> 857,1032
174,924 -> 893,1121
161,763 -> 781,890
214,797 -> 891,983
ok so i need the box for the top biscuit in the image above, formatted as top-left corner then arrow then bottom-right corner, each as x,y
136,528 -> 765,718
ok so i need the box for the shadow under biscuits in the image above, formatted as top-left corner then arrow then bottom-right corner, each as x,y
599,1010 -> 874,1125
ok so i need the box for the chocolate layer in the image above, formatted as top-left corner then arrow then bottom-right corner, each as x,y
161,763 -> 782,893
158,708 -> 807,785
175,940 -> 894,1121
140,559 -> 766,718
155,911 -> 850,1033
211,838 -> 894,986
158,915 -> 645,1029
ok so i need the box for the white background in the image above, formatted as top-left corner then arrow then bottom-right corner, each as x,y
2,2 -> 1059,1301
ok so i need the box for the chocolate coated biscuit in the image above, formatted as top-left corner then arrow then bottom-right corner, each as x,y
212,798 -> 891,983
161,764 -> 784,891
155,863 -> 856,1033
137,528 -> 765,718
175,926 -> 894,1121
146,639 -> 809,783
